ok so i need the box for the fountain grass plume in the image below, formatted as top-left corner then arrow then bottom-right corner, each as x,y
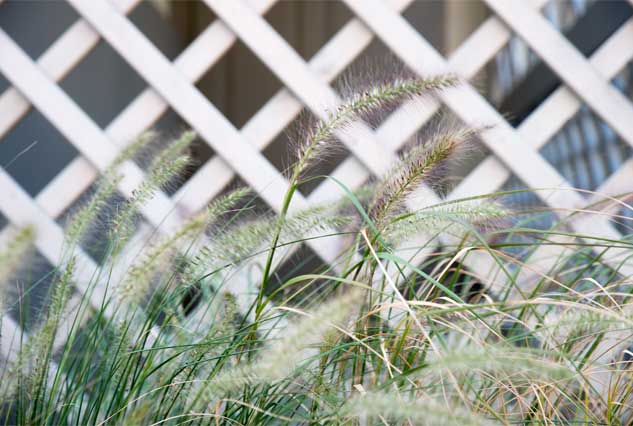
260,74 -> 459,321
0,225 -> 35,343
292,74 -> 459,180
0,225 -> 35,288
383,199 -> 510,244
185,202 -> 352,285
118,187 -> 251,305
426,345 -> 575,382
342,391 -> 497,426
113,131 -> 159,169
109,130 -> 196,248
65,131 -> 159,246
370,125 -> 482,230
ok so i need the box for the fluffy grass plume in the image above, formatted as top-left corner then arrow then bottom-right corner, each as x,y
0,225 -> 35,292
0,226 -> 35,345
343,391 -> 497,426
109,130 -> 196,247
118,187 -> 251,304
383,199 -> 509,243
370,125 -> 481,229
64,131 -> 158,246
189,289 -> 360,406
292,74 -> 458,179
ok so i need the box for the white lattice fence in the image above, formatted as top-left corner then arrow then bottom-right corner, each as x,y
1,0 -> 633,369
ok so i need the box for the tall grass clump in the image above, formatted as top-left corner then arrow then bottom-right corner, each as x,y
1,71 -> 632,426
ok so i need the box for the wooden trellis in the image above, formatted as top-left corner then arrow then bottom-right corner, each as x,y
1,0 -> 633,377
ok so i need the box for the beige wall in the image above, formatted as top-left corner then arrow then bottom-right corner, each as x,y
444,0 -> 488,55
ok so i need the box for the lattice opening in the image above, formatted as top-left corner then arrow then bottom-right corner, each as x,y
0,108 -> 78,197
128,1 -> 187,61
4,250 -> 55,333
0,0 -> 78,61
264,0 -> 353,61
542,0 -> 595,32
478,36 -> 563,124
266,244 -> 329,306
614,204 -> 633,236
195,39 -> 285,129
612,61 -> 633,100
169,0 -> 215,49
59,40 -> 147,129
0,73 -> 7,94
500,174 -> 552,220
402,0 -> 446,52
539,105 -> 632,193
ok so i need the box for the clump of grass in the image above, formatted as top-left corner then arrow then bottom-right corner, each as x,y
189,289 -> 359,408
1,74 -> 632,426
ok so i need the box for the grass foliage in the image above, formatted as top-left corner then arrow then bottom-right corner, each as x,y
1,74 -> 633,425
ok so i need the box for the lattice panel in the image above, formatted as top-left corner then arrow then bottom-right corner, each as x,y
1,0 -> 633,381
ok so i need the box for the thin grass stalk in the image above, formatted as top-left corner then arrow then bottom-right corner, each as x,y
258,76 -> 459,321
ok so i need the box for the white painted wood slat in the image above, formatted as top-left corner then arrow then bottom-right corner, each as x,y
31,0 -> 392,222
452,18 -> 633,200
205,0 -> 397,177
179,0 -> 415,211
310,0 -> 549,204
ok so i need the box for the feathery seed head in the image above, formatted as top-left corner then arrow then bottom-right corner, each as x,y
383,200 -> 510,244
0,226 -> 35,323
370,124 -> 483,228
64,132 -> 165,247
65,174 -> 122,246
113,131 -> 159,169
0,225 -> 35,286
185,203 -> 351,285
343,391 -> 495,426
110,131 -> 196,246
292,75 -> 459,180
120,187 -> 251,304
427,346 -> 575,382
